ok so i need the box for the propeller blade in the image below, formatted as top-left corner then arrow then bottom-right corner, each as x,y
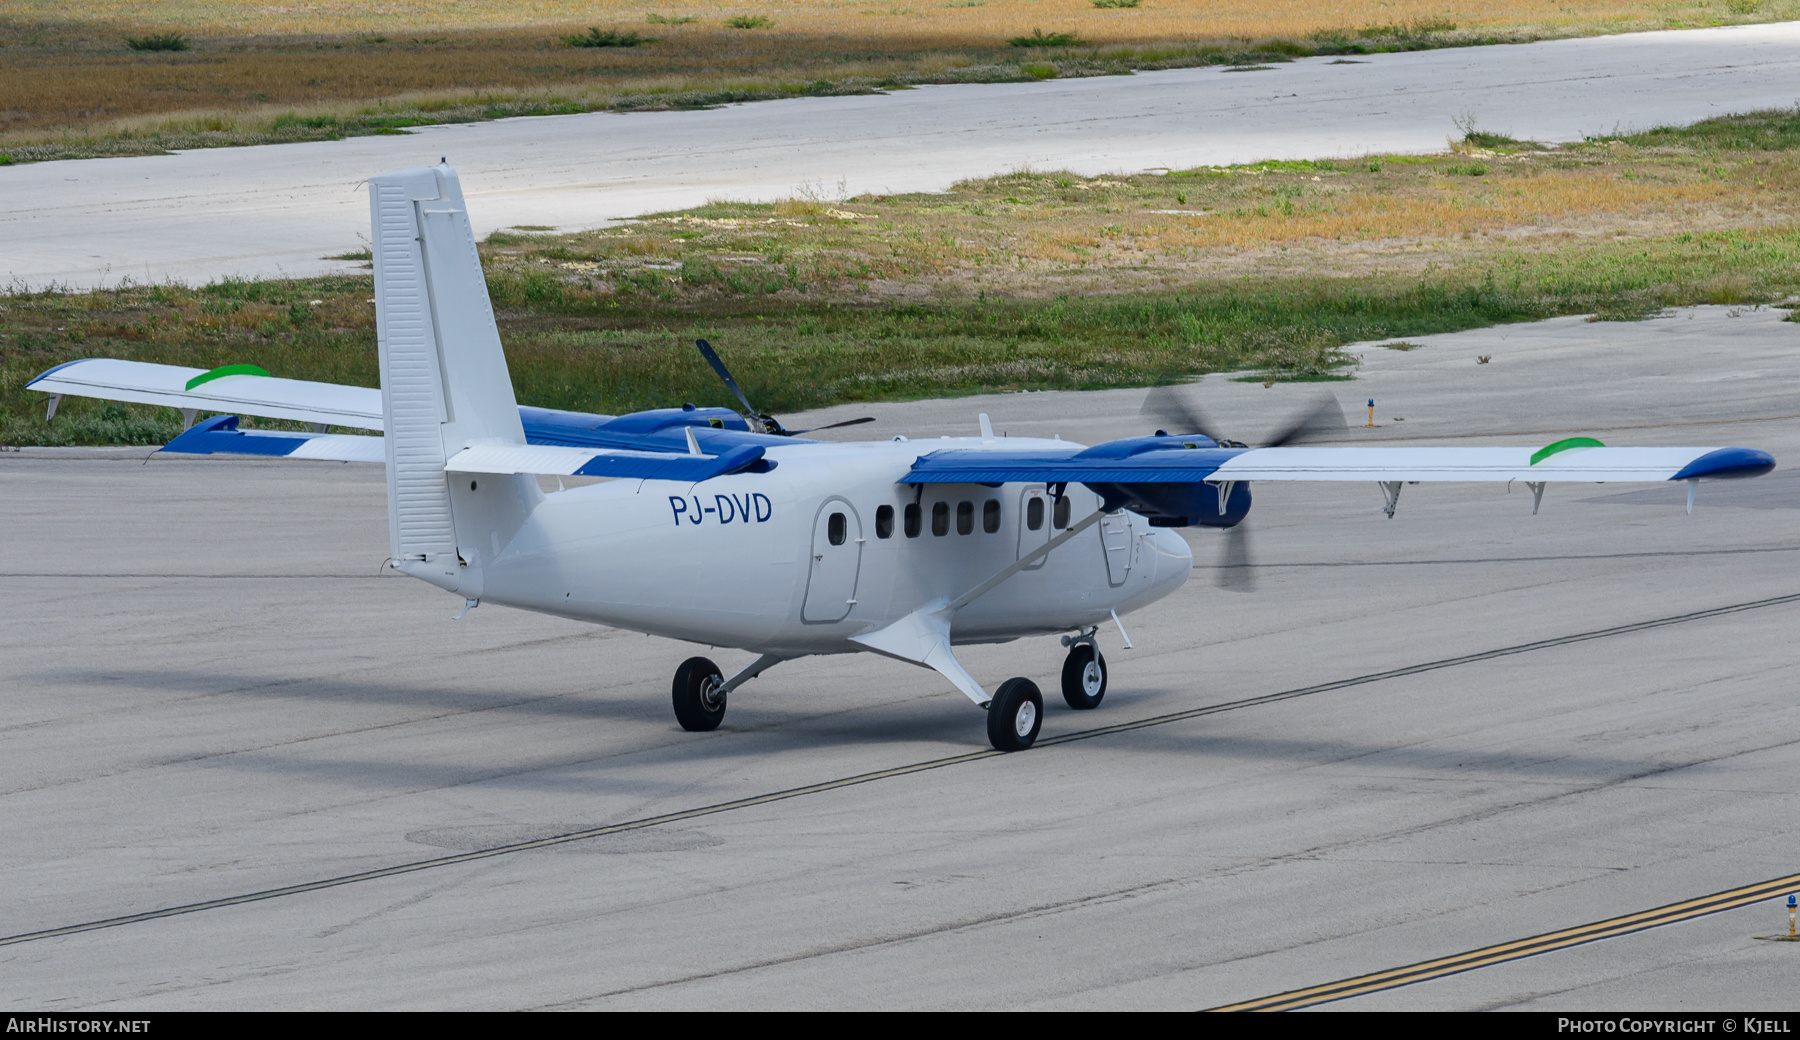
694,339 -> 761,421
1141,385 -> 1219,441
1216,523 -> 1255,591
1265,395 -> 1347,448
792,416 -> 876,435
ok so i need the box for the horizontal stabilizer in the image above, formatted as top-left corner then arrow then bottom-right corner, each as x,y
444,443 -> 767,481
160,415 -> 385,462
28,359 -> 383,431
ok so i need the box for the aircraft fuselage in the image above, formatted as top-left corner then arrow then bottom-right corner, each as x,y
471,437 -> 1194,655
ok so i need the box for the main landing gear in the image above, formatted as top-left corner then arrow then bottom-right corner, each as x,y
672,656 -> 727,731
986,678 -> 1043,752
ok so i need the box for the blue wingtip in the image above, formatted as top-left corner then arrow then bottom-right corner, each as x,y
25,358 -> 93,388
1670,447 -> 1776,481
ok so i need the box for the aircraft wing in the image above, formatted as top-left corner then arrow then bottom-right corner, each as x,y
1208,445 -> 1775,482
161,415 -> 765,481
902,439 -> 1775,526
902,442 -> 1775,484
24,360 -> 784,456
28,359 -> 384,430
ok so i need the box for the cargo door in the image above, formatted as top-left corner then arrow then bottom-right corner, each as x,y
802,498 -> 863,622
1016,485 -> 1050,569
1100,512 -> 1132,586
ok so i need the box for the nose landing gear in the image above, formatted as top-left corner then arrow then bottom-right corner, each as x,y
1060,643 -> 1108,710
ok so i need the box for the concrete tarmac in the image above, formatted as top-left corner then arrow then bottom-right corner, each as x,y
1,305 -> 1797,1009
6,21 -> 1800,291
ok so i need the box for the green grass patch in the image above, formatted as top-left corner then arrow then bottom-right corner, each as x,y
1597,106 -> 1800,152
564,27 -> 654,47
1463,131 -> 1541,151
123,33 -> 188,52
725,15 -> 774,28
1009,29 -> 1080,47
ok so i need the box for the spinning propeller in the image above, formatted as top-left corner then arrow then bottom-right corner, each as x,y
1139,387 -> 1348,591
695,339 -> 875,437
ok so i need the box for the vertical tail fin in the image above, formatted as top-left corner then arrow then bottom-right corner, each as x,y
370,163 -> 535,595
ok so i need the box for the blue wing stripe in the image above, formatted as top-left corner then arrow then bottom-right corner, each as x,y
161,416 -> 309,456
899,448 -> 1242,485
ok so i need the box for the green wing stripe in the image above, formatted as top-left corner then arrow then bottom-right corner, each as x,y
185,364 -> 270,391
1531,436 -> 1605,466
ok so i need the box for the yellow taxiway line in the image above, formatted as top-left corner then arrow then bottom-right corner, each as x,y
1208,872 -> 1800,1011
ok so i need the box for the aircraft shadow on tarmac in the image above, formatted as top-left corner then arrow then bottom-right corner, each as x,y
29,668 -> 1673,794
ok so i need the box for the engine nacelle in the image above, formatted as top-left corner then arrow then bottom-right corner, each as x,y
1087,480 -> 1251,528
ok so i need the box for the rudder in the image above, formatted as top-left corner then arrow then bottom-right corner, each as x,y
370,163 -> 535,596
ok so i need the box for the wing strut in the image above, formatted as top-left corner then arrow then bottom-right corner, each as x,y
1380,481 -> 1402,519
852,508 -> 1107,707
948,508 -> 1106,611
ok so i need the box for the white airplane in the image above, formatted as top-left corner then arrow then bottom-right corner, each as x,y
26,164 -> 1778,751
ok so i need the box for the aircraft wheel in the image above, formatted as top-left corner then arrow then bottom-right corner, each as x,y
986,677 -> 1043,752
672,656 -> 727,732
1060,644 -> 1107,710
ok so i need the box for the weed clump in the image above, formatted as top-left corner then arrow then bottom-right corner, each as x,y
1239,329 -> 1360,385
1463,131 -> 1540,151
124,33 -> 190,52
1443,162 -> 1488,176
1090,0 -> 1142,7
565,27 -> 653,47
1019,63 -> 1058,80
644,13 -> 697,24
725,15 -> 774,28
1009,29 -> 1080,47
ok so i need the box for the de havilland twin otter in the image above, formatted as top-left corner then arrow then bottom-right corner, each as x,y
27,165 -> 1777,751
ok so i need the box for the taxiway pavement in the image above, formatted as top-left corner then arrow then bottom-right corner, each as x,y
6,21 -> 1800,291
2,305 -> 1797,1009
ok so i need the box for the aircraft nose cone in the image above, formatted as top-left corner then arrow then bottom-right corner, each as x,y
1149,526 -> 1194,592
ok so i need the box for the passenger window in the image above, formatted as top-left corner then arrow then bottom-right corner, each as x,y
1026,497 -> 1044,531
956,501 -> 974,535
875,505 -> 894,539
905,502 -> 921,538
931,501 -> 949,536
828,512 -> 847,546
983,499 -> 1000,534
1053,495 -> 1071,529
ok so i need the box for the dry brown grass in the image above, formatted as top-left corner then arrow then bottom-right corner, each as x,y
0,0 -> 1743,39
3,1 -> 1795,158
473,129 -> 1800,300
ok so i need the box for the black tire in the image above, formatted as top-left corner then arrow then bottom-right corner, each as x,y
986,677 -> 1043,752
672,656 -> 726,732
1060,644 -> 1107,710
